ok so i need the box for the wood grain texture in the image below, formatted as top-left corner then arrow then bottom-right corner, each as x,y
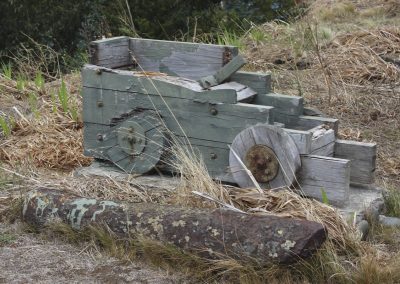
283,129 -> 312,154
89,36 -> 133,69
254,93 -> 304,116
310,126 -> 335,156
229,125 -> 301,189
129,38 -> 238,80
229,71 -> 272,95
334,140 -> 376,184
297,155 -> 350,206
198,55 -> 246,88
276,114 -> 339,134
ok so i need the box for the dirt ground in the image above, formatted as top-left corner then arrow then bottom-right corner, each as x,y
0,223 -> 184,284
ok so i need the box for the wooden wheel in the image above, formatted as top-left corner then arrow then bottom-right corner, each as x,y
103,111 -> 166,174
229,124 -> 301,189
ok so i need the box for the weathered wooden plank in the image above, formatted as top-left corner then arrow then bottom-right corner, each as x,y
209,82 -> 257,102
199,55 -> 246,88
298,155 -> 350,206
276,114 -> 339,134
89,36 -> 133,69
310,126 -> 335,157
334,140 -> 376,184
129,38 -> 238,80
254,93 -> 304,116
82,65 -> 237,104
311,142 -> 335,156
82,87 -> 272,125
229,71 -> 271,95
283,129 -> 312,154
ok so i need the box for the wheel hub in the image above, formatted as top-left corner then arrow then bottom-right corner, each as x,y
244,145 -> 279,183
117,121 -> 146,155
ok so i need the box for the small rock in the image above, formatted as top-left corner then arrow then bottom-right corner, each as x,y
379,215 -> 400,227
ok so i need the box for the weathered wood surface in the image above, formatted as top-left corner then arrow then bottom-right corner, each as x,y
89,36 -> 133,69
129,38 -> 238,80
283,129 -> 312,155
198,55 -> 246,88
334,140 -> 376,184
254,93 -> 304,116
23,188 -> 327,264
209,82 -> 257,102
278,115 -> 339,134
297,155 -> 350,206
310,126 -> 335,157
82,65 -> 238,104
229,71 -> 272,95
229,125 -> 301,189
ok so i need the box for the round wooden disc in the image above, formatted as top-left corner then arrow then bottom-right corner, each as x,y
229,124 -> 301,189
105,111 -> 166,174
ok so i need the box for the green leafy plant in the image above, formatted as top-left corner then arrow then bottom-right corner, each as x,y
321,188 -> 330,205
34,72 -> 45,89
58,79 -> 69,113
217,29 -> 244,50
28,92 -> 40,118
1,63 -> 12,79
0,116 -> 12,137
16,75 -> 26,91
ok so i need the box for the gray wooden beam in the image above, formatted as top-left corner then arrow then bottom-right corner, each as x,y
229,71 -> 272,95
334,140 -> 376,185
254,93 -> 304,116
89,36 -> 133,69
129,38 -> 238,80
297,155 -> 350,207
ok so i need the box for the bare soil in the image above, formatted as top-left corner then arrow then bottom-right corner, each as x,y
0,223 -> 184,284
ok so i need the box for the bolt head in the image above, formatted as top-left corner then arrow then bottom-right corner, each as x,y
96,134 -> 103,141
210,108 -> 218,115
97,101 -> 104,107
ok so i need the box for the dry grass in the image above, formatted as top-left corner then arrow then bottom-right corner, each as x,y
0,73 -> 92,170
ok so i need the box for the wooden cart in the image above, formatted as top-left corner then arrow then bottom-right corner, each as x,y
82,36 -> 377,206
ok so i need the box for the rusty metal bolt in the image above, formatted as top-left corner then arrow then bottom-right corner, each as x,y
210,108 -> 218,116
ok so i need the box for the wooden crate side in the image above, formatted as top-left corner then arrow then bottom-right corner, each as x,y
229,71 -> 272,95
334,140 -> 376,184
89,37 -> 133,69
129,38 -> 238,80
298,155 -> 350,206
82,65 -> 237,104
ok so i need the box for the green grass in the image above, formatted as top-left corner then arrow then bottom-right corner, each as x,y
384,189 -> 400,218
34,72 -> 45,89
58,79 -> 69,113
0,116 -> 12,137
0,233 -> 16,246
217,29 -> 244,50
1,63 -> 12,79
